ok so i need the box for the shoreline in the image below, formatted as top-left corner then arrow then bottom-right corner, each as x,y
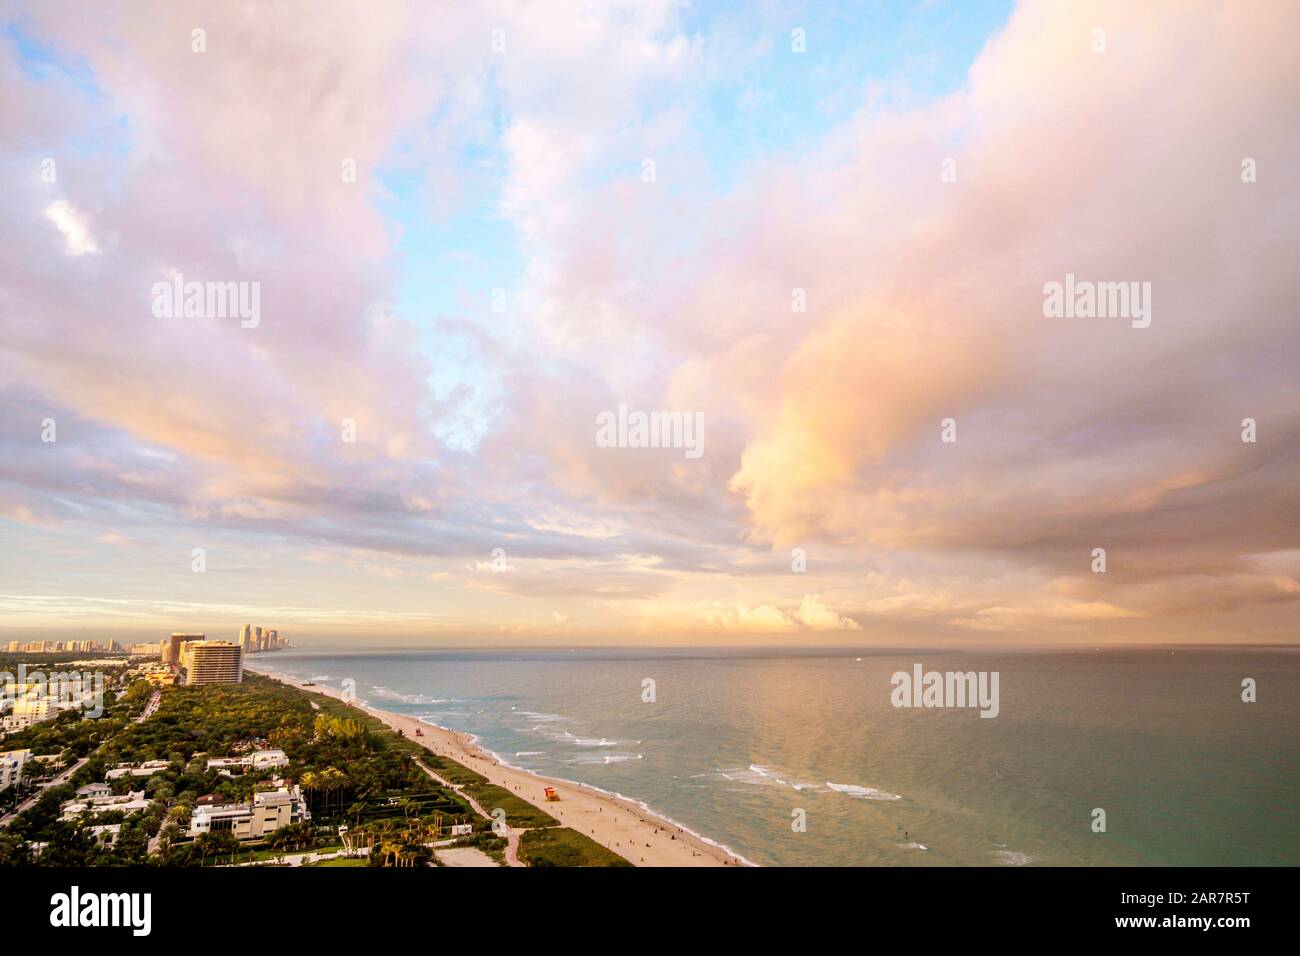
247,663 -> 753,867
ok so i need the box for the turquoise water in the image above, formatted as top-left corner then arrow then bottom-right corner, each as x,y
259,646 -> 1298,866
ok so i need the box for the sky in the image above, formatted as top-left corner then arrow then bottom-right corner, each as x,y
0,1 -> 1297,648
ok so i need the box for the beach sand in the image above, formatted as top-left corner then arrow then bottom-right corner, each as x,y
249,665 -> 750,867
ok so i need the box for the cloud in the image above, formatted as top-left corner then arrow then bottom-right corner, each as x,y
1,1 -> 1297,642
795,595 -> 861,631
44,199 -> 99,255
644,600 -> 798,634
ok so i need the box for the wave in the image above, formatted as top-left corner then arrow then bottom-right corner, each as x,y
567,752 -> 644,765
369,685 -> 452,706
825,781 -> 903,801
339,688 -> 758,867
746,764 -> 801,789
991,850 -> 1032,865
417,710 -> 466,723
536,773 -> 757,867
514,751 -> 546,757
704,764 -> 820,792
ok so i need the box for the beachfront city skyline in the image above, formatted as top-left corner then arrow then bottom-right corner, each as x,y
2,1 -> 1298,648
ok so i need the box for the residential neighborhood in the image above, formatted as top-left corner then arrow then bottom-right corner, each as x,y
0,641 -> 609,867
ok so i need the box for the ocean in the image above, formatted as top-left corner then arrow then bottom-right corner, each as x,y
257,646 -> 1298,866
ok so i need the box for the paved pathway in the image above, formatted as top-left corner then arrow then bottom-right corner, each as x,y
413,757 -> 521,867
0,756 -> 88,827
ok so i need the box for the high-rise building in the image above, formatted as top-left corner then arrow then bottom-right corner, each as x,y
267,629 -> 278,650
179,641 -> 243,686
239,624 -> 253,654
164,633 -> 205,667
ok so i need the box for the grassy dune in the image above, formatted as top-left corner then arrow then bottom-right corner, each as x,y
519,827 -> 632,867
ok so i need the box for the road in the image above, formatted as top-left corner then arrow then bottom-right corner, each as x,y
0,755 -> 89,827
2,687 -> 161,828
135,690 -> 161,722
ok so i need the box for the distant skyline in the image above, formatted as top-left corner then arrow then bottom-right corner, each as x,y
2,1 -> 1297,646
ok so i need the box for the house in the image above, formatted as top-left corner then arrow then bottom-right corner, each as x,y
105,759 -> 170,779
253,749 -> 289,769
89,824 -> 122,846
76,782 -> 112,799
60,789 -> 151,820
205,749 -> 289,773
187,785 -> 310,840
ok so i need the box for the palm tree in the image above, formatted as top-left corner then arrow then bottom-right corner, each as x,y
346,801 -> 366,827
300,770 -> 321,812
317,766 -> 348,815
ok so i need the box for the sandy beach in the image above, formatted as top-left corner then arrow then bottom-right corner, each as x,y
248,664 -> 750,867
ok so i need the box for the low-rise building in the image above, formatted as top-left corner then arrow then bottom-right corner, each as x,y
60,789 -> 151,820
89,824 -> 122,846
187,785 -> 310,840
105,759 -> 171,780
1,694 -> 57,735
1,749 -> 30,791
205,749 -> 289,773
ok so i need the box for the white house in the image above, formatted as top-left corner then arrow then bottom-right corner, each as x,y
106,759 -> 171,779
60,789 -> 151,820
205,749 -> 289,773
187,785 -> 310,840
89,823 -> 122,846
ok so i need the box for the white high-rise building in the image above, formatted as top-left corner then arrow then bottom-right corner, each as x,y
179,641 -> 243,686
